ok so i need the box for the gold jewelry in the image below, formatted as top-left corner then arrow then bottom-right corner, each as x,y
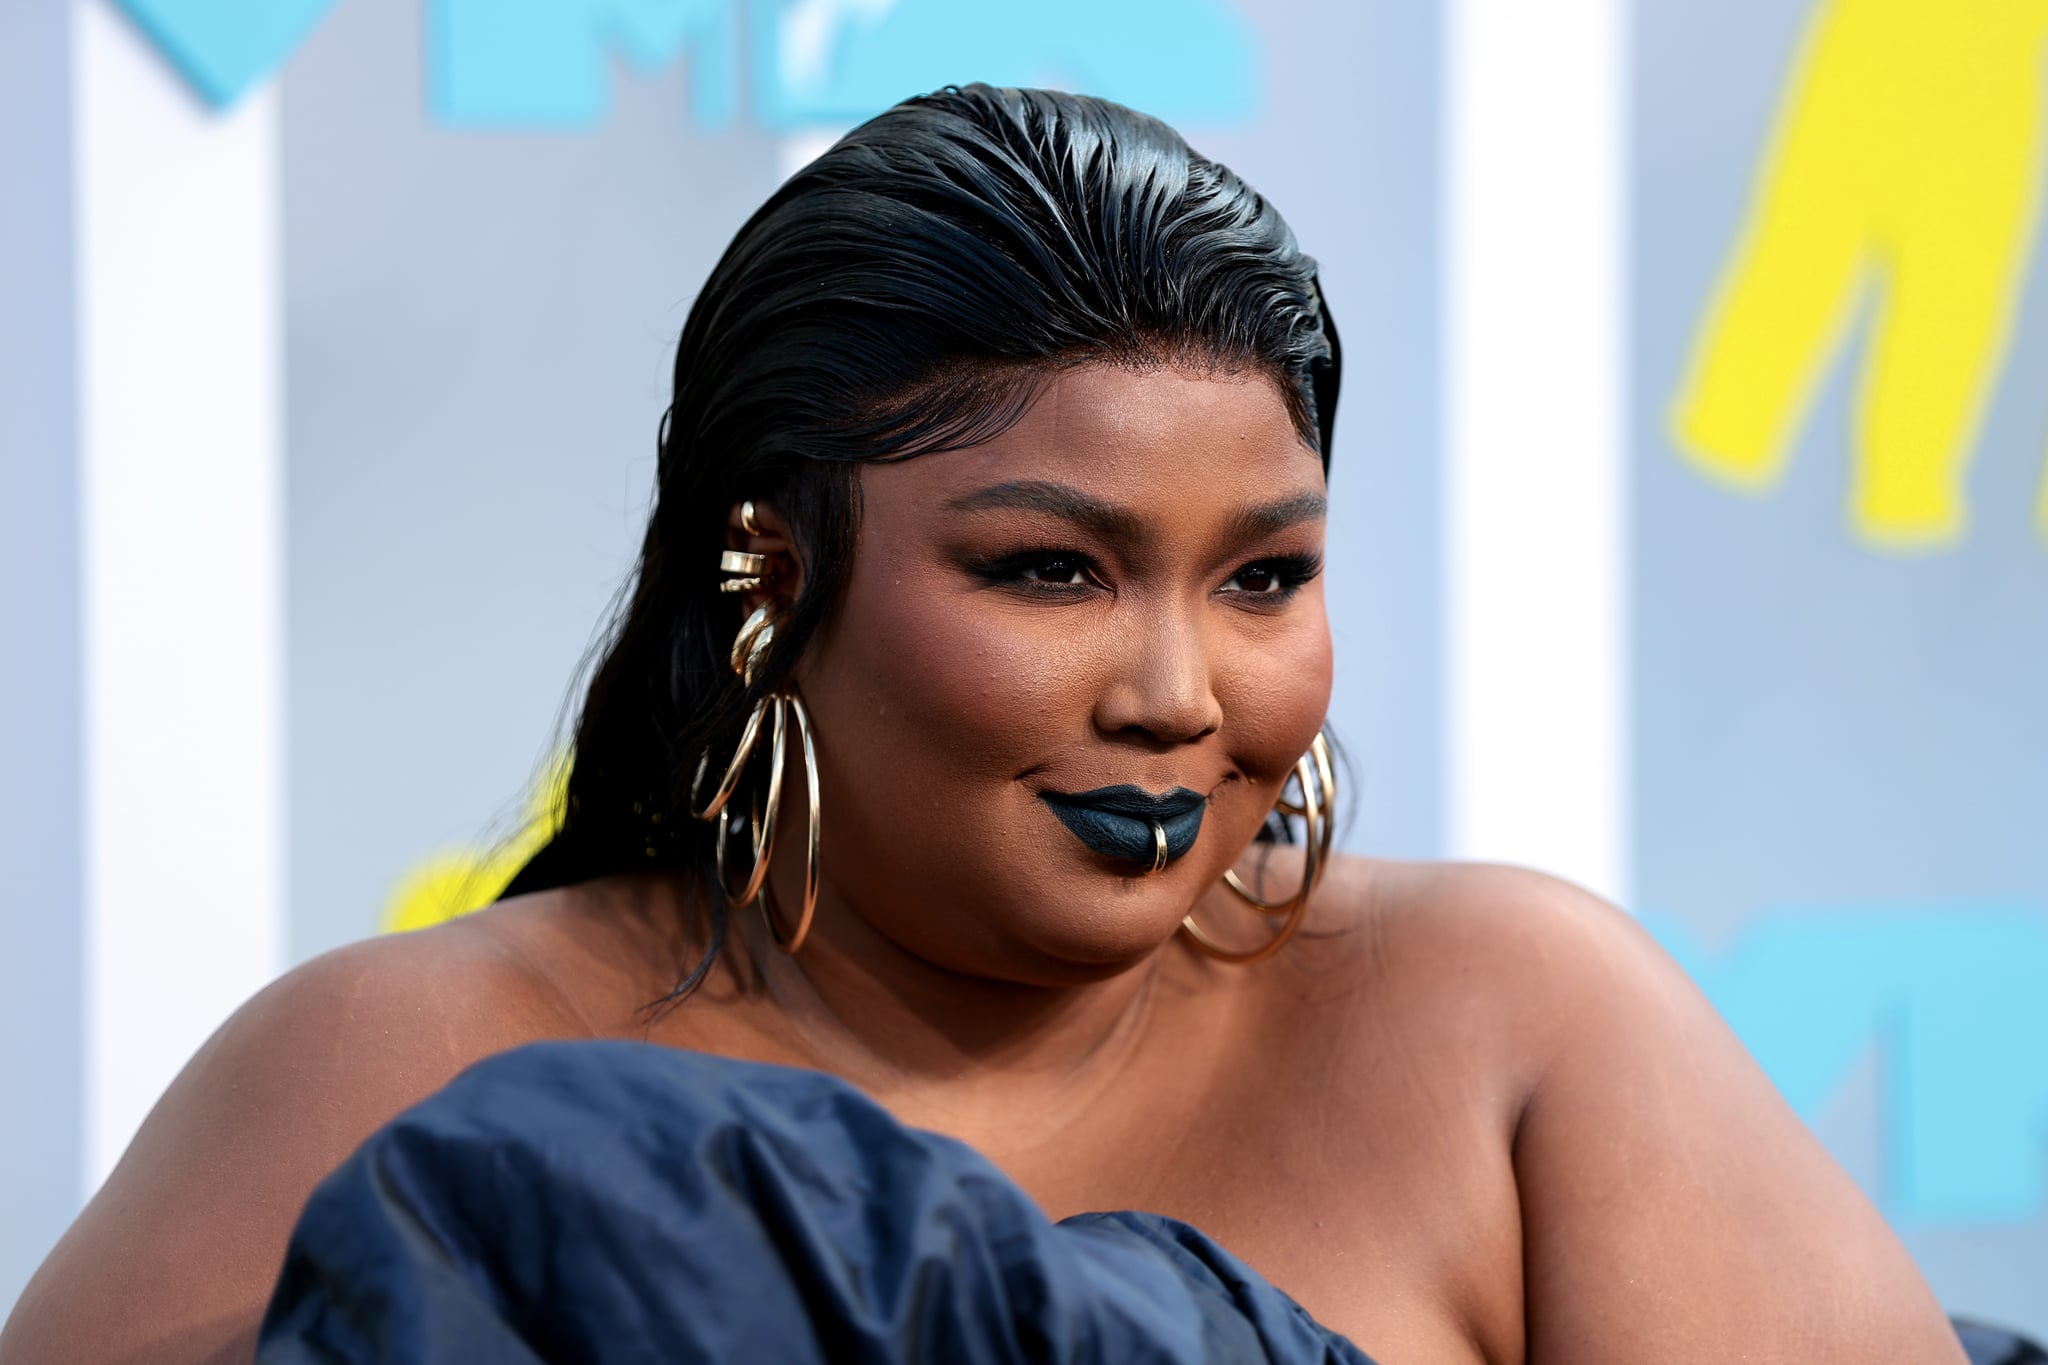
720,550 -> 770,576
1180,730 -> 1335,965
1148,820 -> 1169,875
740,499 -> 764,536
690,603 -> 822,954
714,695 -> 786,906
718,547 -> 773,599
689,684 -> 773,820
730,604 -> 775,685
760,692 -> 820,952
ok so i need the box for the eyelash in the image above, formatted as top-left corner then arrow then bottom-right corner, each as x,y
972,548 -> 1323,601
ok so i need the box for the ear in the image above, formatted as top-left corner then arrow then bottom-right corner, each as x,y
722,498 -> 804,617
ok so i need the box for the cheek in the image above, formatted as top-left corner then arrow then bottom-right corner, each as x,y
793,562 -> 1104,950
803,566 -> 1086,780
1215,608 -> 1335,781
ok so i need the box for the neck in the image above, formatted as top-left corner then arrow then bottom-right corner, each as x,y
728,875 -> 1175,1138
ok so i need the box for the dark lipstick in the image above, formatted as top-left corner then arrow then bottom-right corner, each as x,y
1039,785 -> 1206,868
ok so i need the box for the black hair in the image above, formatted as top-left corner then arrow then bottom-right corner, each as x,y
502,84 -> 1340,995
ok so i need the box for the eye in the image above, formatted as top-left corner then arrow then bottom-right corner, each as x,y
1016,554 -> 1092,587
969,548 -> 1105,593
1219,552 -> 1322,599
1226,563 -> 1287,595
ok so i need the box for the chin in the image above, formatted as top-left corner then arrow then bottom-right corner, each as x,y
983,875 -> 1196,980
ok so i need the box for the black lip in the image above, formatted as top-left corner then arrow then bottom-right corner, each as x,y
1039,786 -> 1207,867
1042,785 -> 1206,819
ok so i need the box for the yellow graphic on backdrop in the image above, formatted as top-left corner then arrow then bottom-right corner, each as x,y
1673,0 -> 2048,547
382,755 -> 568,933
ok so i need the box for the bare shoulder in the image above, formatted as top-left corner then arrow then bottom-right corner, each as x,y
1266,854 -> 1654,1087
168,904 -> 593,1111
1302,852 -> 1645,975
0,907 -> 589,1365
1279,856 -> 1964,1363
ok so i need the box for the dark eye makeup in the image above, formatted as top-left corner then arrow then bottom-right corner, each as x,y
976,548 -> 1099,589
1222,552 -> 1323,596
967,547 -> 1323,602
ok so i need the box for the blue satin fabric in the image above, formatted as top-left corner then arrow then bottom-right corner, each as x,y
257,1040 -> 1377,1364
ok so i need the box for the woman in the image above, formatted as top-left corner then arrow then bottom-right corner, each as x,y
3,85 -> 1966,1364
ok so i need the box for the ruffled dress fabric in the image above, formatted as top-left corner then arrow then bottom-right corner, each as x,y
257,1040 -> 1377,1365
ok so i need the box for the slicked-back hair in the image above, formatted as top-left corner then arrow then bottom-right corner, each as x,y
504,85 -> 1340,995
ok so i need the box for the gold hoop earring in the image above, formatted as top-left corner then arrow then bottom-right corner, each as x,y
1179,730 -> 1336,965
713,694 -> 786,907
759,691 -> 820,952
689,603 -> 822,954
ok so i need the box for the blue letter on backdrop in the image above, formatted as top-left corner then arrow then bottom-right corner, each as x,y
430,0 -> 738,127
1650,906 -> 2048,1223
113,0 -> 341,107
748,0 -> 1259,131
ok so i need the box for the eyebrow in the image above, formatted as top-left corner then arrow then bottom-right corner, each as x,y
943,481 -> 1149,544
942,480 -> 1327,549
1223,491 -> 1328,544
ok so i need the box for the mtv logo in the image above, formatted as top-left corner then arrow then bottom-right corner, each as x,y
428,0 -> 1261,130
113,0 -> 1263,132
1651,906 -> 2048,1224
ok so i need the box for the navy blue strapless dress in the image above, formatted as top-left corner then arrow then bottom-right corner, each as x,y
256,1041 -> 1377,1364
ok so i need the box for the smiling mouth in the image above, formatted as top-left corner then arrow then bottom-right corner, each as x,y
1039,785 -> 1207,869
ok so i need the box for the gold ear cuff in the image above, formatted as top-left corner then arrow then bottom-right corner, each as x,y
718,548 -> 771,594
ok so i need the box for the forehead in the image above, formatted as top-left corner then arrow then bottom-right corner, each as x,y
866,365 -> 1323,514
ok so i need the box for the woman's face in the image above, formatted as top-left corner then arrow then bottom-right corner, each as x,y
792,364 -> 1332,984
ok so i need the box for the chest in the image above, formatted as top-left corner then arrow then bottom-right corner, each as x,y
963,1068 -> 1527,1365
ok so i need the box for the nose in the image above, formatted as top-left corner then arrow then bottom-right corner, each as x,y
1092,604 -> 1224,746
